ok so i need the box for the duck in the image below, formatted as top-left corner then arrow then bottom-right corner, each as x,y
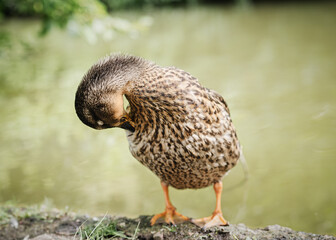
75,54 -> 241,228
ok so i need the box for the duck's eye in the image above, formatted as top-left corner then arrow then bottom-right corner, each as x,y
97,120 -> 104,126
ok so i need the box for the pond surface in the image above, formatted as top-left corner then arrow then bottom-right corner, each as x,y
0,3 -> 335,235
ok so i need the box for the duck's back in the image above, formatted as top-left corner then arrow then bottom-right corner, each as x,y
126,66 -> 240,189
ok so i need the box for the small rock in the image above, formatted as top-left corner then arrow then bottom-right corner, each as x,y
237,223 -> 247,229
30,234 -> 73,240
10,216 -> 18,228
217,225 -> 234,233
264,224 -> 292,233
153,231 -> 164,240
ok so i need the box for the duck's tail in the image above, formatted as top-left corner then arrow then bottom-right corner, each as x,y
223,145 -> 249,191
239,145 -> 249,182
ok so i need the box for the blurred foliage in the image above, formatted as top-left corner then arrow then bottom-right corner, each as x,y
0,0 -> 242,38
0,31 -> 11,51
100,0 -> 199,11
0,0 -> 198,26
0,0 -> 107,35
0,0 -> 154,47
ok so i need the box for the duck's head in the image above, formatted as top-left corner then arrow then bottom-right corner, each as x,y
74,54 -> 144,132
75,87 -> 134,131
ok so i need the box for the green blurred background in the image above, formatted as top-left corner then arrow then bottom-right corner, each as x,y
0,0 -> 335,235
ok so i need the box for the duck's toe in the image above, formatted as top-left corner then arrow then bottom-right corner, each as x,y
191,212 -> 229,229
150,207 -> 190,225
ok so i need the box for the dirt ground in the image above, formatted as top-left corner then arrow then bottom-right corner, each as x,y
0,206 -> 335,240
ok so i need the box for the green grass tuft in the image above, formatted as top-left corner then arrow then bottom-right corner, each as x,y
79,217 -> 130,240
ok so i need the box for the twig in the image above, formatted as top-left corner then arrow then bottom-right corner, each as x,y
132,220 -> 141,240
73,218 -> 89,240
88,212 -> 108,239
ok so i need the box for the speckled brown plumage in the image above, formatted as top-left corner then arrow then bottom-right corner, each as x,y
127,67 -> 240,189
75,54 -> 241,227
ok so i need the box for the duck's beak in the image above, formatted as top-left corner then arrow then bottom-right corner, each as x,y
119,114 -> 135,132
120,121 -> 135,132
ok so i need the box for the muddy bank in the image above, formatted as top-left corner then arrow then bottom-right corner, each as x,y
0,206 -> 334,240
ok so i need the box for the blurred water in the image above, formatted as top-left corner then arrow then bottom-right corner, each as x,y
0,3 -> 336,235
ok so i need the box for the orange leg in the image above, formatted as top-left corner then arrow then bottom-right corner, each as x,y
150,181 -> 190,226
192,181 -> 229,228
